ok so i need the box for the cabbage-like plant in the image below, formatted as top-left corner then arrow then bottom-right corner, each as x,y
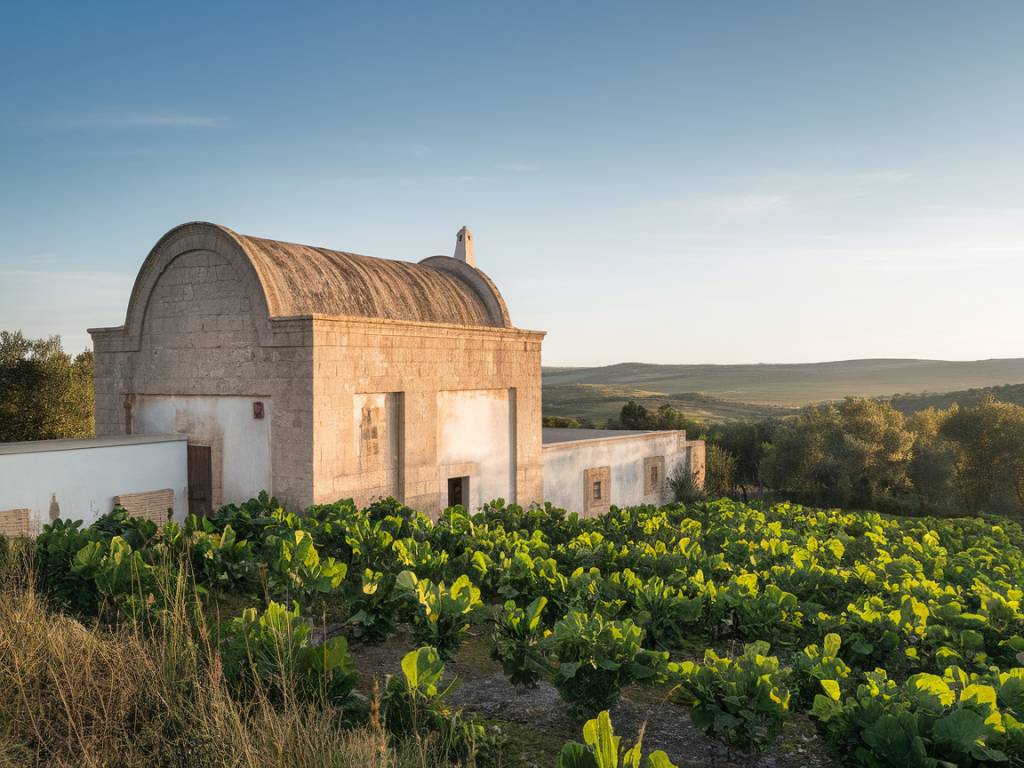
265,529 -> 346,607
396,571 -> 483,659
344,568 -> 406,642
220,600 -> 357,709
558,710 -> 677,768
673,641 -> 792,751
382,646 -> 490,762
492,595 -> 548,687
810,666 -> 1024,766
795,633 -> 851,706
72,535 -> 159,620
542,610 -> 669,721
187,523 -> 256,590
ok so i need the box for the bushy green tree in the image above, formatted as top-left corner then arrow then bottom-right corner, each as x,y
759,398 -> 913,509
614,401 -> 703,434
618,401 -> 651,430
704,444 -> 737,498
907,408 -> 960,516
544,416 -> 583,428
0,331 -> 93,442
941,395 -> 1024,514
707,419 -> 779,499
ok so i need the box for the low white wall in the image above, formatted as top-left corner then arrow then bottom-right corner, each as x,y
0,435 -> 188,532
542,431 -> 694,515
437,389 -> 513,510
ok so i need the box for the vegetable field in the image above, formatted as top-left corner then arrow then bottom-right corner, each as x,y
19,494 -> 1024,767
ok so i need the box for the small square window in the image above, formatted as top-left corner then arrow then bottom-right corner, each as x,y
592,481 -> 602,501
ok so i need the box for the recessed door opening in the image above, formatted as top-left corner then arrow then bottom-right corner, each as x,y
447,475 -> 469,509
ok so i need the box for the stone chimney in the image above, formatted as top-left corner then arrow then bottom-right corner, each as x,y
454,226 -> 475,267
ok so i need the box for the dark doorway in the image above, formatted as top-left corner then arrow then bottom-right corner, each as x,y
187,444 -> 213,518
447,476 -> 469,509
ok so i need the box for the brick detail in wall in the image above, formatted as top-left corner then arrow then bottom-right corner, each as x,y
0,508 -> 32,538
114,489 -> 174,524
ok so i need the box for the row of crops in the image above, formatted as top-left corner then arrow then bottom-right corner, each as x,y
29,493 -> 1024,767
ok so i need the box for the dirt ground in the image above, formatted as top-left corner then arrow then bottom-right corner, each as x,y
347,628 -> 834,768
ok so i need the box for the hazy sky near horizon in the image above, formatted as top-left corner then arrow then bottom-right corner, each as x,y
2,1 -> 1022,365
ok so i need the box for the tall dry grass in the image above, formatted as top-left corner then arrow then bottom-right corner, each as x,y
0,547 -> 459,768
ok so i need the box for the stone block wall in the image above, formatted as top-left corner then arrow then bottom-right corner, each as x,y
311,316 -> 544,516
92,240 -> 314,510
0,508 -> 32,538
90,223 -> 546,516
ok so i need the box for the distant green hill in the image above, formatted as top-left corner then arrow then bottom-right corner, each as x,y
542,358 -> 1024,424
542,384 -> 795,424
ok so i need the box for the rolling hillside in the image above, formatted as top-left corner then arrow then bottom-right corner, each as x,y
542,358 -> 1024,424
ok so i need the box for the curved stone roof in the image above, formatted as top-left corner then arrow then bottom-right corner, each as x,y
140,222 -> 512,329
233,229 -> 510,327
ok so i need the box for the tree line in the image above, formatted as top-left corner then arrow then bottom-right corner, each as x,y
0,331 -> 94,442
616,396 -> 1024,518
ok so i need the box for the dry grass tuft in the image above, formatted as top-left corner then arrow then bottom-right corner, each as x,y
0,554 -> 454,768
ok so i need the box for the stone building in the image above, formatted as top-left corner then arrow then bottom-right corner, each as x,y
87,222 -> 703,518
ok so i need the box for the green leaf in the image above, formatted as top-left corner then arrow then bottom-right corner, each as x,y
823,633 -> 842,658
932,709 -> 988,755
821,679 -> 842,701
400,646 -> 443,696
582,711 -> 620,768
645,752 -> 678,768
557,742 -> 599,768
907,673 -> 954,711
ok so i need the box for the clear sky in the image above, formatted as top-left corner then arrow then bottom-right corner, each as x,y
1,1 -> 1022,365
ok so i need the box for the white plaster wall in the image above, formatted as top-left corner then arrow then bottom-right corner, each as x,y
134,395 -> 272,505
0,440 -> 188,530
543,432 -> 689,515
436,389 -> 512,510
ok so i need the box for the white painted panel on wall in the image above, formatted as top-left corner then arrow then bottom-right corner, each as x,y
437,389 -> 511,511
134,395 -> 272,506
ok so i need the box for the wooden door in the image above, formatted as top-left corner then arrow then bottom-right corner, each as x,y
187,444 -> 213,518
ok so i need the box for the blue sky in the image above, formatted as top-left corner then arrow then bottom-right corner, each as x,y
1,1 -> 1022,364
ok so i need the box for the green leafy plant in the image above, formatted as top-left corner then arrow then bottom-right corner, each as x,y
673,641 -> 792,751
541,610 -> 668,721
795,633 -> 851,706
35,518 -> 101,614
811,666 -> 1024,767
344,568 -> 406,642
396,571 -> 483,659
558,710 -> 678,768
186,522 -> 257,591
219,600 -> 358,709
72,535 -> 159,620
492,595 -> 548,687
382,646 -> 493,762
265,529 -> 346,606
90,506 -> 160,549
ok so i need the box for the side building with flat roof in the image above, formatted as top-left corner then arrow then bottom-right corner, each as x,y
541,428 -> 704,514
